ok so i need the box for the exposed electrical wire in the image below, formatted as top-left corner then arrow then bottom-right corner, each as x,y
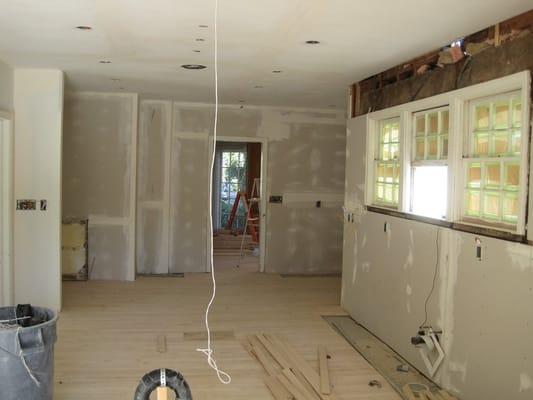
196,0 -> 232,385
419,228 -> 440,329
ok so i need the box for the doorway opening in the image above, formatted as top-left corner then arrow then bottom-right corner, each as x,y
212,140 -> 264,272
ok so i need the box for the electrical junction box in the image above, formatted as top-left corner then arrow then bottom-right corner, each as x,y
269,195 -> 283,204
16,199 -> 36,210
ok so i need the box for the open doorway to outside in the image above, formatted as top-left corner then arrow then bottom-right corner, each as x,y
212,139 -> 264,272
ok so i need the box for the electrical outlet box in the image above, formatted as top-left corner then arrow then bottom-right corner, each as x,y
16,199 -> 36,210
269,195 -> 283,204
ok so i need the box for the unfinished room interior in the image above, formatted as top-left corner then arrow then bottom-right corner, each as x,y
1,1 -> 533,399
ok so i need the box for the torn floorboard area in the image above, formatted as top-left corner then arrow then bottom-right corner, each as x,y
323,316 -> 459,400
242,333 -> 340,400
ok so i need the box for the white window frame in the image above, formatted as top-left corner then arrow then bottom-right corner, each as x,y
364,70 -> 531,235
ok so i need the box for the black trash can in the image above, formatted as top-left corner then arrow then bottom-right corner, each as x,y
0,306 -> 58,400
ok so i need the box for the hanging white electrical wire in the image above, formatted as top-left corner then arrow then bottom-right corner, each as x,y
196,0 -> 232,385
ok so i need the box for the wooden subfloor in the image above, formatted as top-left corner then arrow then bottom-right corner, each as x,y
55,256 -> 401,399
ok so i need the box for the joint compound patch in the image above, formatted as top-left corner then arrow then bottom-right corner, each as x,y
520,373 -> 533,392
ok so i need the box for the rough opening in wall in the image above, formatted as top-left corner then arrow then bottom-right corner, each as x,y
212,140 -> 262,272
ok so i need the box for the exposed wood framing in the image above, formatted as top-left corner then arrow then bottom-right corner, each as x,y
349,10 -> 533,117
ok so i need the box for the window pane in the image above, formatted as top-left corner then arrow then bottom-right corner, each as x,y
393,165 -> 400,183
391,122 -> 400,140
376,163 -> 385,182
474,132 -> 489,156
416,116 -> 425,136
390,143 -> 399,160
428,113 -> 438,134
382,144 -> 390,160
484,163 -> 500,189
511,130 -> 521,154
467,163 -> 482,188
384,164 -> 394,183
384,184 -> 393,203
493,102 -> 509,129
512,100 -> 522,127
376,183 -> 385,201
466,190 -> 481,216
222,153 -> 230,167
483,192 -> 500,219
411,166 -> 447,219
427,137 -> 438,158
441,135 -> 448,158
503,193 -> 519,223
504,163 -> 520,190
493,131 -> 509,154
382,124 -> 390,142
441,110 -> 449,133
415,138 -> 425,159
475,105 -> 490,130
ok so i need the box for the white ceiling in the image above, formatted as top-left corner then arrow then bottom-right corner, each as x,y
0,0 -> 530,109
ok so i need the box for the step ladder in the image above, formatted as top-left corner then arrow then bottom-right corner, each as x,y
225,178 -> 260,243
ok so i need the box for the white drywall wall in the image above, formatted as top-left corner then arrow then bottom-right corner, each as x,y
13,69 -> 63,311
62,92 -> 138,281
0,59 -> 13,111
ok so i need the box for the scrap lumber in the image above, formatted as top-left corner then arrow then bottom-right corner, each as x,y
256,334 -> 292,370
265,376 -> 293,400
282,368 -> 318,400
242,333 -> 342,400
317,345 -> 331,395
267,334 -> 341,400
156,335 -> 167,353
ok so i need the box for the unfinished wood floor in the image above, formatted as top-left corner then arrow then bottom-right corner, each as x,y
55,257 -> 400,400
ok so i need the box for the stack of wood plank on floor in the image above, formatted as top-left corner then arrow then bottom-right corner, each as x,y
402,384 -> 458,400
242,333 -> 337,400
213,230 -> 255,256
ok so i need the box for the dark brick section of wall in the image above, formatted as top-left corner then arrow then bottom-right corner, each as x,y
357,32 -> 533,115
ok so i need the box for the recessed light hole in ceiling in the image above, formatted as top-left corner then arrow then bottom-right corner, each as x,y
75,26 -> 92,30
99,60 -> 112,64
305,40 -> 320,45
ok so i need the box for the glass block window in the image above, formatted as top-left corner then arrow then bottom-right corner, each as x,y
374,118 -> 400,207
464,91 -> 522,227
413,108 -> 449,161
